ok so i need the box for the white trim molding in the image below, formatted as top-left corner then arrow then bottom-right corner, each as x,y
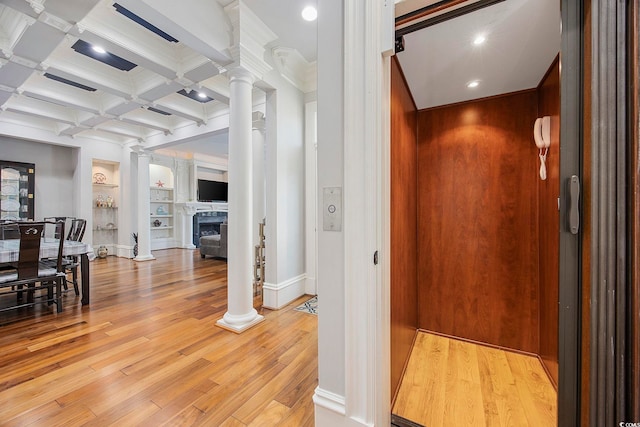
313,387 -> 370,427
115,244 -> 135,259
262,274 -> 306,309
313,386 -> 346,416
272,47 -> 318,93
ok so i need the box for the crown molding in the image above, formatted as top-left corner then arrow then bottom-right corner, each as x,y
38,11 -> 71,32
27,0 -> 45,14
272,46 -> 317,93
0,6 -> 36,58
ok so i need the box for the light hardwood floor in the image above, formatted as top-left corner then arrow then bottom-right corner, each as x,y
393,331 -> 557,427
0,249 -> 317,426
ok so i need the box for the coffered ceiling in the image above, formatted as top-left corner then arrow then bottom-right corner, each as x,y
0,0 -> 224,145
0,0 -> 317,159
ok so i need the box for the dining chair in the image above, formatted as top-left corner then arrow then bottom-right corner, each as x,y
0,222 -> 18,271
66,218 -> 86,242
61,218 -> 86,295
41,218 -> 87,294
0,221 -> 66,313
43,217 -> 75,240
0,220 -> 19,240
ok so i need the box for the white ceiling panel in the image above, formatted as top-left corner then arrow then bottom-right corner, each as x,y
396,0 -> 560,110
12,21 -> 65,63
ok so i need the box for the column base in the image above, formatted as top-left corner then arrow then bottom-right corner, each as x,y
216,313 -> 265,333
134,254 -> 156,262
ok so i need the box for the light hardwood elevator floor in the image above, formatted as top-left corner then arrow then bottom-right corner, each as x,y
392,331 -> 557,427
0,249 -> 317,426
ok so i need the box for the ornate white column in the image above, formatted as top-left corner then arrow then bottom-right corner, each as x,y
134,150 -> 155,261
216,67 -> 264,333
175,203 -> 198,248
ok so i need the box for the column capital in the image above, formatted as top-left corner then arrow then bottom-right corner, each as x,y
252,111 -> 266,132
227,67 -> 255,85
129,144 -> 150,157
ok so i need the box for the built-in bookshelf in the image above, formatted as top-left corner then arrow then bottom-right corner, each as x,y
92,160 -> 119,257
149,163 -> 176,250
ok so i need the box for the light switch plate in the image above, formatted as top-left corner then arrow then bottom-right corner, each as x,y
323,187 -> 342,231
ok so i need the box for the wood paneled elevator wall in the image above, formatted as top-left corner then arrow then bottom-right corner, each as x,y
390,57 -> 419,398
416,90 -> 540,353
390,57 -> 561,400
537,57 -> 561,386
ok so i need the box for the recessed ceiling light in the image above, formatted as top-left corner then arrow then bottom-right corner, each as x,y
467,80 -> 480,88
92,45 -> 106,54
301,6 -> 317,21
473,35 -> 486,45
197,92 -> 207,99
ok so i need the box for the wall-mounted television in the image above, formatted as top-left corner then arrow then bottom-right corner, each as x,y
197,179 -> 228,202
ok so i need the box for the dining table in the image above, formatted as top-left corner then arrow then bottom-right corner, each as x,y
0,238 -> 93,305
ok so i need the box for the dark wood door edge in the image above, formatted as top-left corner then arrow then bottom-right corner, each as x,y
628,0 -> 640,420
391,413 -> 425,427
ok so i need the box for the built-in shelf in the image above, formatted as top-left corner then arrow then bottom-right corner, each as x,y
92,160 -> 119,254
149,178 -> 175,251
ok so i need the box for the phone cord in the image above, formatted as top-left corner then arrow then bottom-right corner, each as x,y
539,147 -> 548,180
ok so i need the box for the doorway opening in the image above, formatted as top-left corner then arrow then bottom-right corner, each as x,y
390,0 -> 563,425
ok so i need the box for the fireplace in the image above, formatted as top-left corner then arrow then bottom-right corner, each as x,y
193,211 -> 227,247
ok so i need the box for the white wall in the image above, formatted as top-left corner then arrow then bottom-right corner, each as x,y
0,136 -> 75,219
316,0 -> 346,399
197,169 -> 226,182
304,101 -> 317,295
262,69 -> 307,308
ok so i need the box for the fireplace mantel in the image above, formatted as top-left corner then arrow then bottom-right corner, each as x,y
174,202 -> 228,248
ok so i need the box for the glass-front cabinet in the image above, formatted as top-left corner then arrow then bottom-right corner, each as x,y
0,161 -> 35,221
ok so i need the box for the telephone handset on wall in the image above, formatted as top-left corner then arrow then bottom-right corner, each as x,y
534,116 -> 551,180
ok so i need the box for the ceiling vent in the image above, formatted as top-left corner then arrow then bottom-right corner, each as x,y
44,73 -> 97,91
147,106 -> 172,115
113,3 -> 179,43
71,39 -> 137,71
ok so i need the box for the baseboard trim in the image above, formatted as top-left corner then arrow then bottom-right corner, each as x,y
313,386 -> 346,416
314,387 -> 372,427
262,274 -> 305,309
114,244 -> 134,259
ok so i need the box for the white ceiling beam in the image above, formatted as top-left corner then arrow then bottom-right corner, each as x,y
119,116 -> 172,134
3,97 -> 78,126
115,0 -> 233,65
150,102 -> 205,125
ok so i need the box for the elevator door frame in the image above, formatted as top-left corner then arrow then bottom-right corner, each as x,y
557,0 -> 583,425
